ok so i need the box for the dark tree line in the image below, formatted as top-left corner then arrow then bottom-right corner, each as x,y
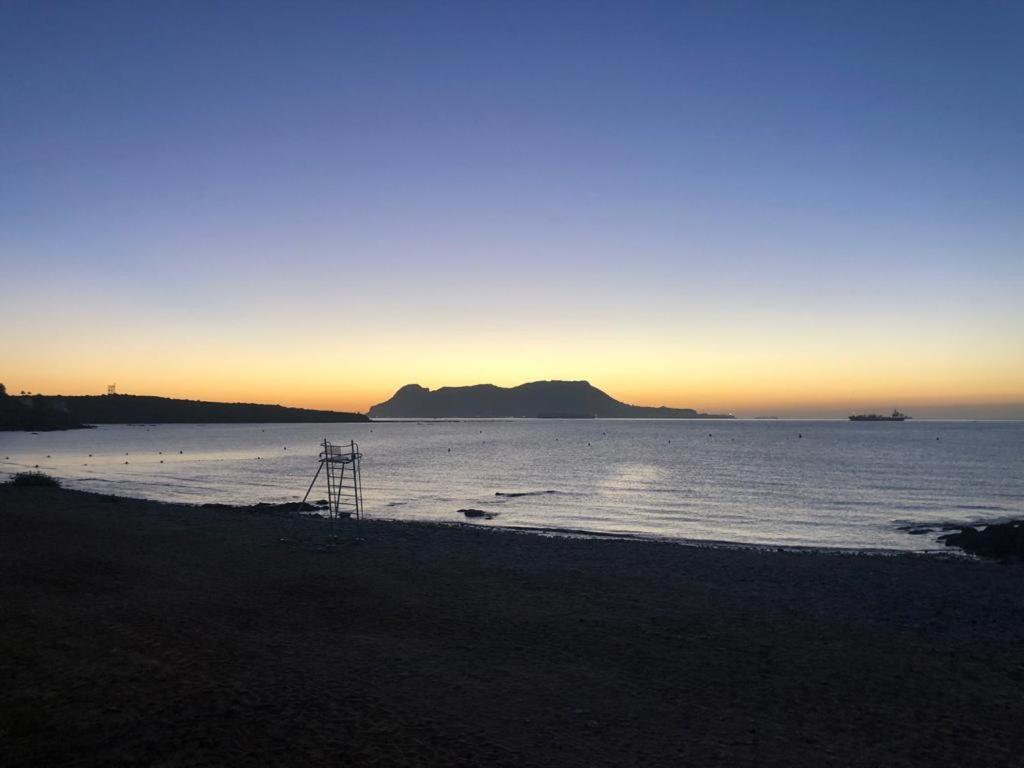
0,387 -> 86,431
1,389 -> 368,431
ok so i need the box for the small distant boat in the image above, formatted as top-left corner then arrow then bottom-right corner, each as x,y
849,410 -> 910,422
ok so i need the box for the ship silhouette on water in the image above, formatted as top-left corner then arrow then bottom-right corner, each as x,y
849,409 -> 910,422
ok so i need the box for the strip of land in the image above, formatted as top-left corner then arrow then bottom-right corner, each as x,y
2,486 -> 1022,766
0,393 -> 368,431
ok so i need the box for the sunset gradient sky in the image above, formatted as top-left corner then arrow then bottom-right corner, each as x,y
2,2 -> 1022,417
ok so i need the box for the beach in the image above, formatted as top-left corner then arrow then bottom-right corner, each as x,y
2,486 -> 1023,767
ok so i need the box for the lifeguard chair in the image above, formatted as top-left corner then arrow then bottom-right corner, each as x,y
299,438 -> 364,540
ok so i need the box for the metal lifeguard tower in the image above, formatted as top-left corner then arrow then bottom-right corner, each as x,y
299,439 -> 364,540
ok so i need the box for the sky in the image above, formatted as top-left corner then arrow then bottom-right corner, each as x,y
1,1 -> 1022,417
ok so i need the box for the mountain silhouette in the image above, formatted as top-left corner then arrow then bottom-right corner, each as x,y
368,381 -> 732,419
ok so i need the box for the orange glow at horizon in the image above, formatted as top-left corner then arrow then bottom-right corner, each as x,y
3,273 -> 1022,418
4,325 -> 1022,417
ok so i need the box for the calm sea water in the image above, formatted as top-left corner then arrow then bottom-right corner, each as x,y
2,420 -> 1022,550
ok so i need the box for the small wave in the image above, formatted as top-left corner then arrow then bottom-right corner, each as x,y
495,490 -> 559,498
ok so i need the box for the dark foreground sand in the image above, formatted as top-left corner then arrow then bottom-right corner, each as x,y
2,487 -> 1023,767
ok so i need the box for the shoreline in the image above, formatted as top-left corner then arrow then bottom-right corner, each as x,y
55,485 -> 989,556
4,480 -> 992,556
376,516 -> 964,559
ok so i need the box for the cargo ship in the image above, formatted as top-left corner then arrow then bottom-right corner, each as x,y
849,410 -> 910,422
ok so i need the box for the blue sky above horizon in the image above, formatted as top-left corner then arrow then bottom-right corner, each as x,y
2,1 -> 1022,416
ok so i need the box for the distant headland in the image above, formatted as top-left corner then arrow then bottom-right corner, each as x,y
0,388 -> 368,431
368,380 -> 733,419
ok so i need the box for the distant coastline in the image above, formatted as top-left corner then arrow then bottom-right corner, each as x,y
0,393 -> 368,431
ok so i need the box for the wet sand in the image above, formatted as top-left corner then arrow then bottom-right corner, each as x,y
2,485 -> 1023,766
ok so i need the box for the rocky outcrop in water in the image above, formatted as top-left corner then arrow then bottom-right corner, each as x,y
460,509 -> 498,519
941,521 -> 1024,560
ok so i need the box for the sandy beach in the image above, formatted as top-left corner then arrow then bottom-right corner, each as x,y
2,485 -> 1023,767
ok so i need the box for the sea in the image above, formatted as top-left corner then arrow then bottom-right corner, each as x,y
2,420 -> 1022,551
